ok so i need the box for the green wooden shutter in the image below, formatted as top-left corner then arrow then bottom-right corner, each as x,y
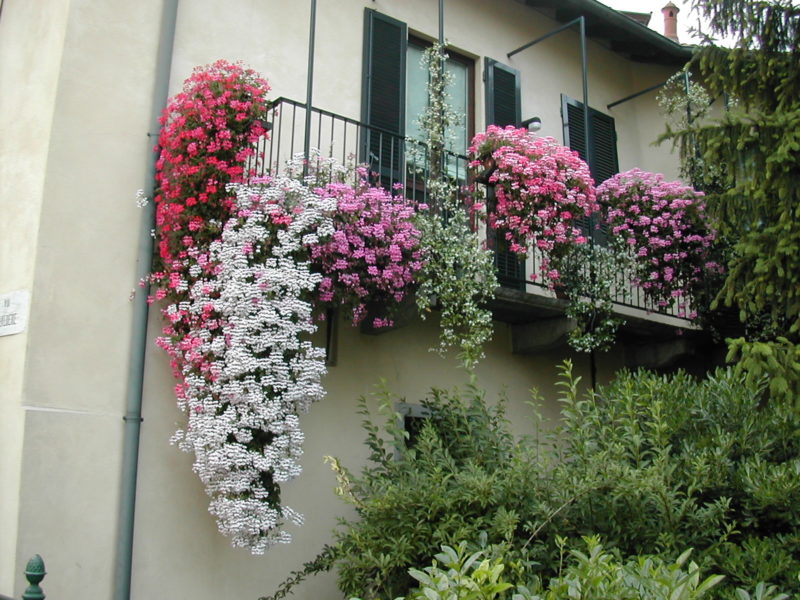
562,96 -> 588,163
362,9 -> 407,181
589,110 -> 618,185
561,94 -> 618,182
485,59 -> 524,289
562,96 -> 592,241
562,95 -> 618,244
484,59 -> 521,127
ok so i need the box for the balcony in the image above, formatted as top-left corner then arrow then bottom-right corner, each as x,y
252,98 -> 701,359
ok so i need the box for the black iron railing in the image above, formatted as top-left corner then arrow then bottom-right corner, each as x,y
250,97 -> 471,206
252,97 -> 690,321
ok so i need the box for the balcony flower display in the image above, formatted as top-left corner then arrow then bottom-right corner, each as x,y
153,59 -> 270,296
152,64 -> 423,555
171,175 -> 335,554
468,125 -> 599,285
151,59 -> 271,406
598,169 -> 721,317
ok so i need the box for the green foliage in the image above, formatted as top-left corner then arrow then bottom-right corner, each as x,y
352,538 -> 730,600
664,0 -> 800,402
534,538 -> 725,600
321,364 -> 800,600
331,381 -> 540,599
734,581 -> 790,600
405,543 -> 515,600
658,70 -> 722,187
551,244 -> 625,353
726,337 -> 800,404
411,42 -> 497,369
259,545 -> 337,600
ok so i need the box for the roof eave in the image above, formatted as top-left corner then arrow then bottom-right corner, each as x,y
517,0 -> 695,66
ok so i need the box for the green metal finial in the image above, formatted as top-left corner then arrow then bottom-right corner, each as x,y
22,555 -> 46,600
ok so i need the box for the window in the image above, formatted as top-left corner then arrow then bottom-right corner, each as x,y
406,37 -> 474,189
395,402 -> 433,450
362,10 -> 526,289
406,37 -> 472,156
361,9 -> 474,188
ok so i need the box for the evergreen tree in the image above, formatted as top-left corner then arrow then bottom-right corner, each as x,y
675,0 -> 800,402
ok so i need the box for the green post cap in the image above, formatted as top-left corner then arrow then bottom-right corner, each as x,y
22,555 -> 46,600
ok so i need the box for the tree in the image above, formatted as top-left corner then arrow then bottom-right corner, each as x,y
672,0 -> 800,402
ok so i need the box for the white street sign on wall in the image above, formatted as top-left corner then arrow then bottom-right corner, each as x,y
0,290 -> 30,336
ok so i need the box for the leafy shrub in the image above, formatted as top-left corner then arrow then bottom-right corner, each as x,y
328,381 -> 542,599
356,538 -> 728,600
268,365 -> 800,599
536,365 -> 800,596
268,365 -> 800,600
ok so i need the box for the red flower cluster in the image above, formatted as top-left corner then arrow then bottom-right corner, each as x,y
151,60 -> 270,381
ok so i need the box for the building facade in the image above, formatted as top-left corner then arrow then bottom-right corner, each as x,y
0,1 -> 696,598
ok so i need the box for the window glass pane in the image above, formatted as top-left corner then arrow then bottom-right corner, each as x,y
405,45 -> 468,152
445,60 -> 467,154
405,44 -> 427,142
405,43 -> 470,187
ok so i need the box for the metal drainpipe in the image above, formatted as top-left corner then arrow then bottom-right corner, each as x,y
578,16 -> 598,391
302,0 -> 316,177
114,1 -> 178,599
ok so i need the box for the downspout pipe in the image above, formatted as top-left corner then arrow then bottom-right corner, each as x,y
577,16 -> 598,391
114,1 -> 178,599
438,0 -> 444,45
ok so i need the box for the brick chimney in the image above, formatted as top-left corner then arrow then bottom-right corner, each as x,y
662,1 -> 680,42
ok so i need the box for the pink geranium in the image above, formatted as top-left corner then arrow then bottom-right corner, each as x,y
310,175 -> 423,328
151,59 -> 270,385
468,125 -> 598,286
598,169 -> 721,317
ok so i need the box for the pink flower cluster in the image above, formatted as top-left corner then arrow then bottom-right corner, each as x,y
311,177 -> 423,327
468,125 -> 598,285
598,169 -> 721,316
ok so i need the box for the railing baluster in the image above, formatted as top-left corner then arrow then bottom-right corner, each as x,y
289,103 -> 298,161
274,102 -> 283,177
328,114 -> 334,160
341,121 -> 348,167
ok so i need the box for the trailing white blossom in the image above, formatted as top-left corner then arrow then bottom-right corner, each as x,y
172,171 -> 334,553
412,42 -> 498,368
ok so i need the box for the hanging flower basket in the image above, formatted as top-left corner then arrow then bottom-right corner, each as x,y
310,175 -> 423,330
598,168 -> 722,318
468,125 -> 599,286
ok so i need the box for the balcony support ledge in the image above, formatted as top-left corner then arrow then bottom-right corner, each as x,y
625,338 -> 694,370
512,317 -> 577,354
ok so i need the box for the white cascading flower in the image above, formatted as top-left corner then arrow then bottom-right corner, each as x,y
171,168 -> 335,553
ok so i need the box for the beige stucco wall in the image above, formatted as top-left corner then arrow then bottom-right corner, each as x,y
4,0 -> 162,597
3,1 -> 686,599
0,1 -> 72,593
133,311 -> 621,600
